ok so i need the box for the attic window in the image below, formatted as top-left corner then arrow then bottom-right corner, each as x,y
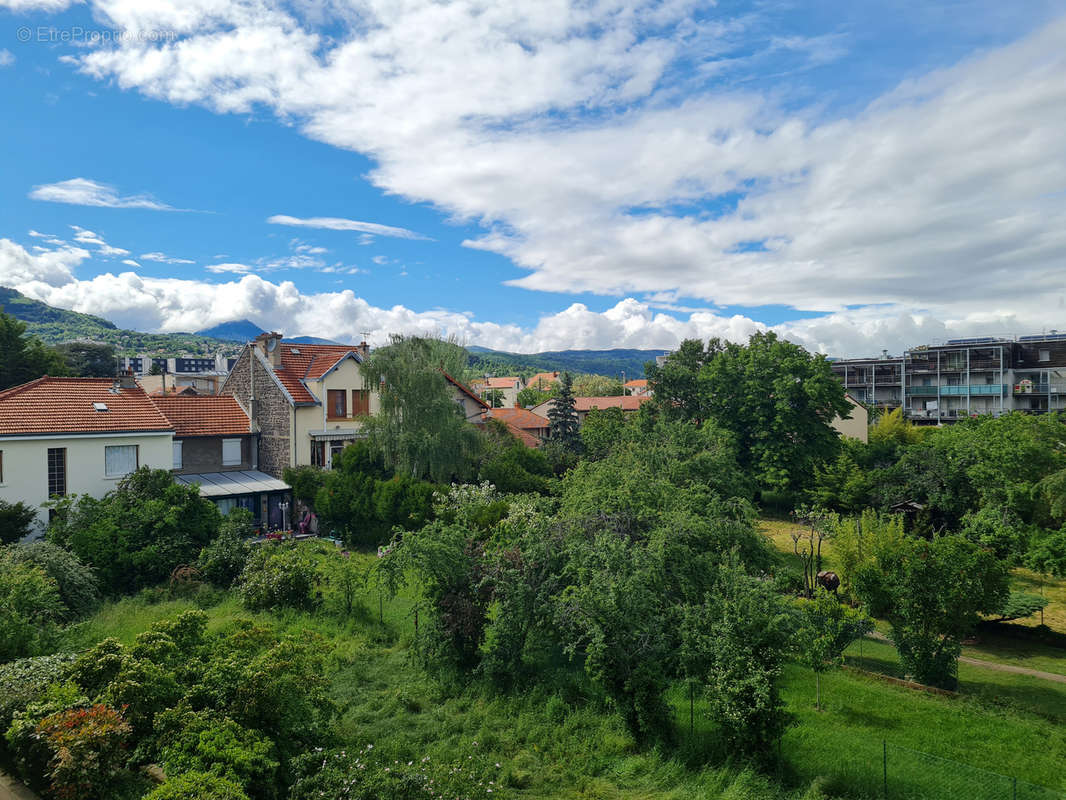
290,348 -> 300,355
92,402 -> 109,412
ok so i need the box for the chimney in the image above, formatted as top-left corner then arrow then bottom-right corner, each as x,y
118,368 -> 138,389
357,340 -> 370,357
254,332 -> 283,367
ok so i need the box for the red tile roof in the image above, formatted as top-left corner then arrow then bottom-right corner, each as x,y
151,395 -> 251,437
487,407 -> 550,431
246,343 -> 363,405
575,396 -> 651,412
483,376 -> 521,389
624,379 -> 648,388
0,377 -> 174,436
504,422 -> 541,448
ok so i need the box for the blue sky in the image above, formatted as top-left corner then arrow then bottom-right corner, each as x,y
1,0 -> 1064,355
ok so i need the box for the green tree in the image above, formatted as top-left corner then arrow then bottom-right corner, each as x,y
281,466 -> 327,509
0,557 -> 66,661
2,541 -> 101,620
580,406 -> 629,461
0,309 -> 68,390
853,536 -> 1009,689
796,591 -> 873,709
47,467 -> 221,595
55,341 -> 117,377
516,385 -> 554,408
682,563 -> 794,758
360,335 -> 481,482
645,338 -> 712,425
484,388 -> 506,408
0,500 -> 39,545
571,373 -> 624,397
547,371 -> 580,451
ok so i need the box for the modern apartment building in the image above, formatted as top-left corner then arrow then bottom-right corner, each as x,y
830,333 -> 1066,423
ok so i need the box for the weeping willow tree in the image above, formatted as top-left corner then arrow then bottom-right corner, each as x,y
359,335 -> 482,483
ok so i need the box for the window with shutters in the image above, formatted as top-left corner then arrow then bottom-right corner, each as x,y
327,389 -> 347,419
47,448 -> 66,496
222,438 -> 242,466
352,389 -> 371,416
104,445 -> 139,478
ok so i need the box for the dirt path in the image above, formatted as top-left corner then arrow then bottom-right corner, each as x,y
863,632 -> 1066,685
0,772 -> 39,800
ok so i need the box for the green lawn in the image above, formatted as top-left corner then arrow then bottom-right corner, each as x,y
60,565 -> 1066,800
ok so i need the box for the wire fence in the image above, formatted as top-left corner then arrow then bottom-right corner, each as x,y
879,740 -> 1064,800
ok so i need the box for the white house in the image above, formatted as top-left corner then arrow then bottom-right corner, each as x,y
0,375 -> 174,534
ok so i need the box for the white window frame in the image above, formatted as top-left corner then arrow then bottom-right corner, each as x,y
104,444 -> 139,478
222,438 -> 242,466
172,441 -> 183,470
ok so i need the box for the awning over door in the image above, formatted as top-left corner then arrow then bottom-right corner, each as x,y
308,429 -> 364,441
175,470 -> 290,497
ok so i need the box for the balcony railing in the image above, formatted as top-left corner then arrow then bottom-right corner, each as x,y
907,384 -> 1008,396
1014,385 -> 1062,394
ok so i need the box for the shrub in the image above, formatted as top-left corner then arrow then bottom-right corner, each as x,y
155,706 -> 278,799
3,541 -> 101,620
145,771 -> 250,800
237,543 -> 322,611
0,653 -> 77,737
35,704 -> 131,799
198,511 -> 255,588
0,499 -> 38,545
0,557 -> 66,662
65,637 -> 126,698
47,467 -> 221,595
5,682 -> 89,791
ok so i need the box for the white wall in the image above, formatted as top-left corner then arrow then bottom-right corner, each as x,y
294,358 -> 381,467
0,432 -> 173,533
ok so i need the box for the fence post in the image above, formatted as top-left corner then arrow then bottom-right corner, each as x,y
883,739 -> 888,800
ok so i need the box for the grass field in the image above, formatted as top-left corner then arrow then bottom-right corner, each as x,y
60,560 -> 1066,800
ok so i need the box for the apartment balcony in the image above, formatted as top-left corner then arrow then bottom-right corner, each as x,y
907,384 -> 1008,396
1014,384 -> 1062,395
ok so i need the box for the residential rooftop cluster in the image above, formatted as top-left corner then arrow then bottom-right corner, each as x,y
0,332 -> 655,536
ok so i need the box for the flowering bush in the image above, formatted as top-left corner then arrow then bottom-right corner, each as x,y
288,743 -> 507,800
34,704 -> 131,799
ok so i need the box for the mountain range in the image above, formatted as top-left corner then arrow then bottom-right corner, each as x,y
1,287 -> 666,377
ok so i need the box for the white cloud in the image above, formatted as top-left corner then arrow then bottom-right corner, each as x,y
0,0 -> 77,10
70,225 -> 130,257
0,238 -> 90,287
8,1 -> 1066,351
29,178 -> 180,210
140,251 -> 195,264
3,239 -> 1055,357
0,50 -> 14,67
204,262 -> 253,274
50,2 -> 1065,337
268,215 -> 431,241
122,259 -> 140,266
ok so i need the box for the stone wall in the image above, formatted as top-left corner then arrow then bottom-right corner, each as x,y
221,348 -> 292,478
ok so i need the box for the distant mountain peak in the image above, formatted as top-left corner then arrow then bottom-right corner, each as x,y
195,319 -> 266,342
